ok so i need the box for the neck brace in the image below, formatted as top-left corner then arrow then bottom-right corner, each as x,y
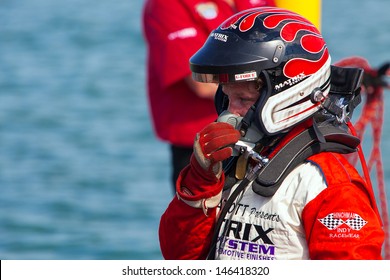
222,120 -> 360,197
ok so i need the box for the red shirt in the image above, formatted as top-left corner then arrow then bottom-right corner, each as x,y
142,0 -> 275,147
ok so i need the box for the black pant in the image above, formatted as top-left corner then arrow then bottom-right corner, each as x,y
170,145 -> 193,194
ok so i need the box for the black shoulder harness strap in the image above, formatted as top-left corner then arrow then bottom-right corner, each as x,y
222,123 -> 360,196
252,123 -> 359,197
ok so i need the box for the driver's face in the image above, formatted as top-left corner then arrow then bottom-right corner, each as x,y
221,81 -> 260,117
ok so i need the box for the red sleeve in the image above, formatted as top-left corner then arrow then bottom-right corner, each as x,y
302,182 -> 384,259
159,196 -> 217,259
158,162 -> 225,260
143,0 -> 209,89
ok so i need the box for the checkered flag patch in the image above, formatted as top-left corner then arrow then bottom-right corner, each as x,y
318,214 -> 344,230
344,214 -> 368,230
318,212 -> 368,231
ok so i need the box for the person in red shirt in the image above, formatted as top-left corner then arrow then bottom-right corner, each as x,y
142,0 -> 276,192
158,7 -> 385,259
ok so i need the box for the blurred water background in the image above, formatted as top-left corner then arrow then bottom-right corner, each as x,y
0,0 -> 389,260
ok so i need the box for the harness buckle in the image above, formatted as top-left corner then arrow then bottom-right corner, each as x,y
234,140 -> 269,167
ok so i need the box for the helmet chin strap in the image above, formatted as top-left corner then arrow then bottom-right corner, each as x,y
238,104 -> 256,138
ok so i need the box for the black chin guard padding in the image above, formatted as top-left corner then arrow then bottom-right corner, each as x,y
214,85 -> 228,115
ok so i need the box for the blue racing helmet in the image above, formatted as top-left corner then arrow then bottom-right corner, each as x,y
190,7 -> 331,136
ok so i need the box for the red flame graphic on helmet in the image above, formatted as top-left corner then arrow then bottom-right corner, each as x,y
220,8 -> 329,78
220,7 -> 280,30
